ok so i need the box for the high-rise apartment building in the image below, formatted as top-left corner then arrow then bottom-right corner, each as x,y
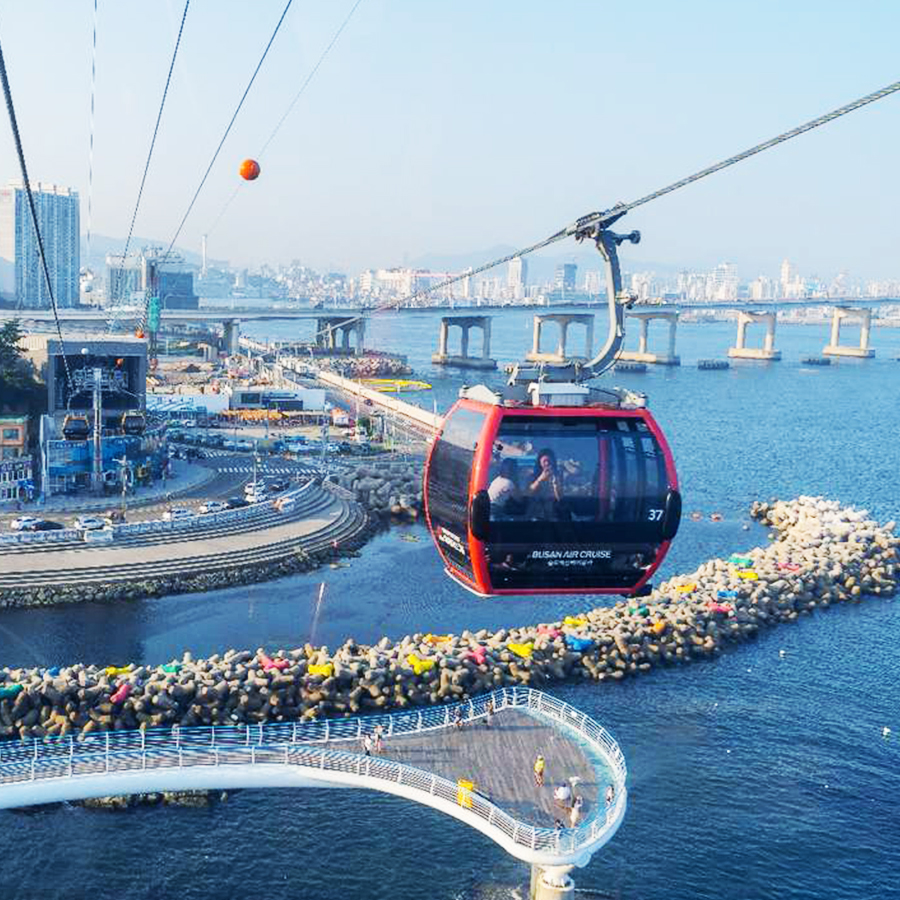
507,257 -> 528,298
554,262 -> 577,292
0,181 -> 80,308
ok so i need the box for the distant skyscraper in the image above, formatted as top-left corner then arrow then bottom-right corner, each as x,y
779,259 -> 795,293
584,270 -> 603,296
555,262 -> 577,292
507,257 -> 528,291
0,181 -> 80,308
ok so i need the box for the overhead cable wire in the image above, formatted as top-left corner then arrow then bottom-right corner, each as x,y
206,0 -> 363,240
570,77 -> 900,235
108,0 -> 190,333
0,32 -> 73,391
85,0 -> 99,274
121,0 -> 190,263
366,77 -> 900,320
157,0 -> 293,266
259,0 -> 363,158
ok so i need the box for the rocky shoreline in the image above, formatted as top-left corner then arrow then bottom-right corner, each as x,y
329,459 -> 424,521
0,496 -> 895,743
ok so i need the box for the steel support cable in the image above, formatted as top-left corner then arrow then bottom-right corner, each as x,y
206,0 -> 364,240
570,78 -> 900,235
358,77 -> 900,327
85,0 -> 99,275
138,0 -> 294,336
107,0 -> 190,334
0,33 -> 73,391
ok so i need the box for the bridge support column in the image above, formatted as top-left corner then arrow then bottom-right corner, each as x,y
316,317 -> 366,355
432,315 -> 497,369
530,864 -> 574,900
525,314 -> 594,365
618,311 -> 680,365
728,311 -> 781,360
823,307 -> 875,358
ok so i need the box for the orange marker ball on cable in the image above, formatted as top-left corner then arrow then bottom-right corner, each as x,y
239,158 -> 261,181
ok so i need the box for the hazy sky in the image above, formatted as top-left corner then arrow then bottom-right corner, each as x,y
1,1 -> 898,280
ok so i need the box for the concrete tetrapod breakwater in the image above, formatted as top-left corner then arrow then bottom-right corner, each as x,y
0,497 -> 895,742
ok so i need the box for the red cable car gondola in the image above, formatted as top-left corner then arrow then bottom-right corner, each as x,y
423,218 -> 681,597
424,386 -> 680,597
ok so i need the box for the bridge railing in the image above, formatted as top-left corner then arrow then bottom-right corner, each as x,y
0,688 -> 625,859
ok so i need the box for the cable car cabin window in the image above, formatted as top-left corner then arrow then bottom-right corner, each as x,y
426,407 -> 485,577
486,415 -> 672,591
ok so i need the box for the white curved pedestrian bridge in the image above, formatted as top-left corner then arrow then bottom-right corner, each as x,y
0,688 -> 626,869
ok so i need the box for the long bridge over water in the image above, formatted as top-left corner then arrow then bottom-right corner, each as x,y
0,688 -> 624,899
4,297 -> 900,367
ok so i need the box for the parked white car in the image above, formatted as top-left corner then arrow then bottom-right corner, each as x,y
163,507 -> 194,521
244,483 -> 268,503
75,515 -> 107,531
198,500 -> 227,514
10,516 -> 39,532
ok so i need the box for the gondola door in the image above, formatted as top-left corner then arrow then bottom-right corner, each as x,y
423,402 -> 491,593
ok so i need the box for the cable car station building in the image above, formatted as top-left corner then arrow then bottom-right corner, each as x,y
20,333 -> 165,496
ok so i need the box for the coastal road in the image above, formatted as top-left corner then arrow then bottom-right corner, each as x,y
0,484 -> 367,589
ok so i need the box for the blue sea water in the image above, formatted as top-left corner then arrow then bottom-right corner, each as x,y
1,309 -> 899,900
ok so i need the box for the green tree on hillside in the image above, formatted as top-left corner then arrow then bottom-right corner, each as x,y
0,320 -> 45,425
0,319 -> 27,380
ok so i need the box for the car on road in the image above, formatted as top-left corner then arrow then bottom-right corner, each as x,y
35,520 -> 66,531
13,518 -> 66,532
244,482 -> 268,503
224,497 -> 250,509
10,516 -> 40,531
74,515 -> 106,531
162,507 -> 194,522
265,478 -> 290,493
198,500 -> 227,514
104,509 -> 126,524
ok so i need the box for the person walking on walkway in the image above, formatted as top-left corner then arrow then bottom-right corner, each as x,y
362,734 -> 372,756
484,697 -> 495,728
553,781 -> 572,810
569,795 -> 583,828
605,783 -> 615,807
373,724 -> 384,753
533,754 -> 545,786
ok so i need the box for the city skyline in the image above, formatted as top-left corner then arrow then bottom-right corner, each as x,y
0,2 -> 898,280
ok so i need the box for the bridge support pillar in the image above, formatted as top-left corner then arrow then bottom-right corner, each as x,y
524,314 -> 594,365
222,319 -> 241,355
728,311 -> 781,360
617,310 -> 680,365
530,865 -> 574,900
432,315 -> 497,369
823,307 -> 875,358
316,317 -> 366,355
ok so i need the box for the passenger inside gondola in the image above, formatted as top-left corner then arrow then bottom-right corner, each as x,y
488,458 -> 527,518
527,448 -> 563,520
